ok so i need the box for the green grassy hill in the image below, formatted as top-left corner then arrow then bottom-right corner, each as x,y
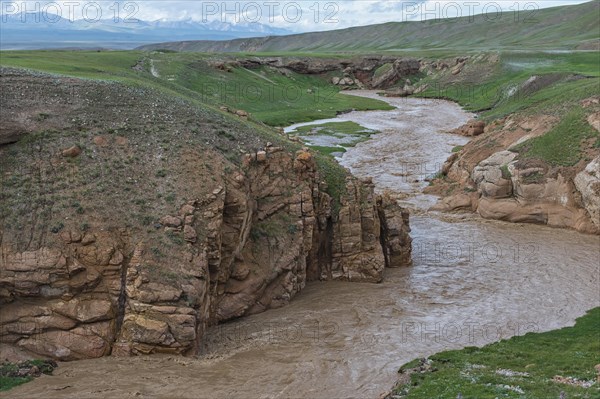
137,1 -> 599,53
0,50 -> 392,217
0,51 -> 391,127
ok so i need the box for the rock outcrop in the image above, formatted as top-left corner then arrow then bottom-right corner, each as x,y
472,151 -> 516,200
0,66 -> 412,361
575,156 -> 600,229
378,193 -> 413,268
0,236 -> 124,360
1,146 -> 412,359
451,119 -> 486,137
430,107 -> 600,234
370,60 -> 420,89
211,56 -> 421,90
434,150 -> 598,233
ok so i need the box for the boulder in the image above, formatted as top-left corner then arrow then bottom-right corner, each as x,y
431,193 -> 474,212
575,156 -> 600,228
61,145 -> 81,158
160,215 -> 182,228
477,198 -> 547,224
452,119 -> 486,137
183,225 -> 197,242
472,151 -> 517,199
256,151 -> 267,162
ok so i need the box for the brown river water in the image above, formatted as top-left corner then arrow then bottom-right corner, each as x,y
8,92 -> 600,399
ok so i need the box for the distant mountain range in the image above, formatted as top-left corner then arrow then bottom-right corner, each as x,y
0,13 -> 291,50
138,0 -> 600,53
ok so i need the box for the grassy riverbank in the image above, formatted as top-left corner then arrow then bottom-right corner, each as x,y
390,307 -> 600,398
414,50 -> 600,169
416,52 -> 600,117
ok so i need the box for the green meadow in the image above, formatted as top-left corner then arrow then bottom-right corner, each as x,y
393,308 -> 600,399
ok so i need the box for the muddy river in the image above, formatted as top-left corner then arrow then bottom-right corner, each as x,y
9,92 -> 600,399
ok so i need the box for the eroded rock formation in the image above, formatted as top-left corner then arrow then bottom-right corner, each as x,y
0,127 -> 412,360
0,63 -> 416,361
575,156 -> 600,229
210,56 -> 421,90
429,99 -> 600,234
451,120 -> 486,137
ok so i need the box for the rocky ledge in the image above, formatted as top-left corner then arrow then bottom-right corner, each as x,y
429,99 -> 600,234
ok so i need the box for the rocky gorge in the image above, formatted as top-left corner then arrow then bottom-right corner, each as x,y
6,89 -> 599,399
209,55 -> 422,91
1,50 -> 599,397
0,67 -> 412,361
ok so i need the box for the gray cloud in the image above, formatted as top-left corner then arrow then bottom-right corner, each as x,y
0,0 -> 590,32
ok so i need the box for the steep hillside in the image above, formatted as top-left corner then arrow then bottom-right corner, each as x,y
0,63 -> 412,361
137,1 -> 600,53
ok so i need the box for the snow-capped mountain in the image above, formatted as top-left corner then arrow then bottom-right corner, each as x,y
0,13 -> 291,49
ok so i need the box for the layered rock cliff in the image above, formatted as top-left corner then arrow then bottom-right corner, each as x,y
429,101 -> 600,234
0,68 -> 412,361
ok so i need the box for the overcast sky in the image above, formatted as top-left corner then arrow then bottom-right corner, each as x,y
1,0 -> 592,31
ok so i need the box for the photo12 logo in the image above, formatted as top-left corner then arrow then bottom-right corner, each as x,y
413,240 -> 540,266
400,320 -> 539,344
400,1 -> 540,23
0,1 -> 342,25
1,1 -> 140,23
199,1 -> 340,24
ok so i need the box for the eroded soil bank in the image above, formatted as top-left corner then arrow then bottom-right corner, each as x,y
8,92 -> 600,399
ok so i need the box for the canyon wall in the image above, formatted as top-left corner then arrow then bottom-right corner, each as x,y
1,146 -> 412,360
0,68 -> 411,361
